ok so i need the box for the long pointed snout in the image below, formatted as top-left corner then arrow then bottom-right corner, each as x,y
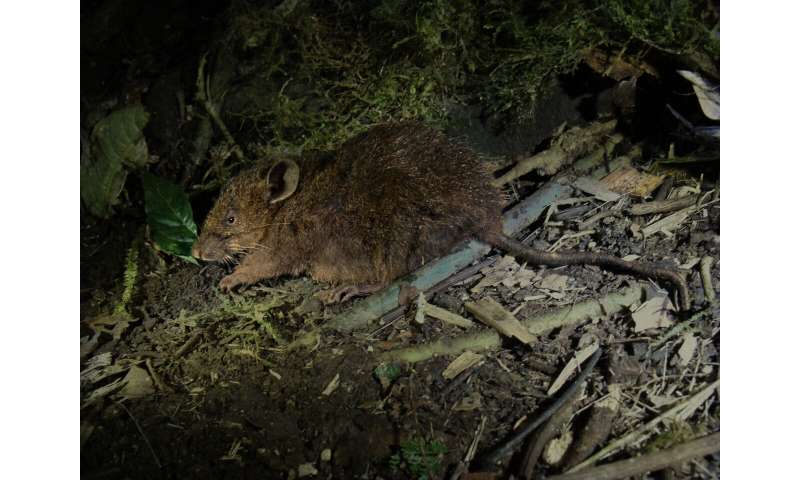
191,242 -> 202,260
191,235 -> 226,262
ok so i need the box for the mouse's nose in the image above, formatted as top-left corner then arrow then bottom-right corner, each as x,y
191,242 -> 201,259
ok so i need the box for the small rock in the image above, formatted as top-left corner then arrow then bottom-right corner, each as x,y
320,448 -> 331,462
297,463 -> 318,477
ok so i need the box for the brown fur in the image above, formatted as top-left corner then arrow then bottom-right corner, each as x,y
193,123 -> 505,290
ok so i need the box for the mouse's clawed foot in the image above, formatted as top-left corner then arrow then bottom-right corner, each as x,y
315,283 -> 383,304
219,272 -> 250,292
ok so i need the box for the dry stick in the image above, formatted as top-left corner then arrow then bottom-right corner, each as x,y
577,209 -> 622,230
492,148 -> 567,187
175,329 -> 204,358
450,416 -> 488,480
493,120 -> 618,187
567,379 -> 720,473
144,359 -> 172,393
545,432 -> 719,480
552,204 -> 594,222
561,384 -> 622,469
379,256 -> 496,325
196,53 -> 245,163
493,234 -> 690,311
477,349 -> 602,469
699,256 -> 718,307
519,384 -> 585,480
628,194 -> 700,216
381,285 -> 642,364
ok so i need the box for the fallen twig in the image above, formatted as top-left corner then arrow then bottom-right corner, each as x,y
144,359 -> 172,393
577,210 -> 622,231
546,432 -> 719,480
700,256 -> 718,307
493,120 -> 617,187
567,379 -> 720,472
196,53 -> 245,164
418,294 -> 474,328
465,297 -> 535,344
175,329 -> 204,358
519,384 -> 585,480
450,416 -> 488,480
381,285 -> 642,363
629,194 -> 700,216
380,256 -> 496,325
561,384 -> 622,469
476,349 -> 602,469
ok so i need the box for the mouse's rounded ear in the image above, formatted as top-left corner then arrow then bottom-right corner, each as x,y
265,158 -> 300,204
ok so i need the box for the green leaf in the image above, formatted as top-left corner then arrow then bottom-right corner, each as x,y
81,104 -> 151,218
142,173 -> 198,263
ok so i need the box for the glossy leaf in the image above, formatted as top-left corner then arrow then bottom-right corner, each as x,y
142,173 -> 198,264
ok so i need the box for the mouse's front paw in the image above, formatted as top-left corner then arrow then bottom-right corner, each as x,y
219,272 -> 248,292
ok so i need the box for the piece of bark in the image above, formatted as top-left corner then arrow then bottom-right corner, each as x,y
547,432 -> 719,480
629,194 -> 700,216
493,120 -> 617,187
567,380 -> 719,472
519,385 -> 584,480
699,256 -> 718,307
422,296 -> 474,328
442,351 -> 484,380
465,297 -> 536,344
561,384 -> 622,469
572,177 -> 621,202
600,166 -> 664,198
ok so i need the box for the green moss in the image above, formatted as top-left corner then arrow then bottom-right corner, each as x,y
603,0 -> 718,58
219,0 -> 717,161
114,236 -> 140,314
388,437 -> 448,480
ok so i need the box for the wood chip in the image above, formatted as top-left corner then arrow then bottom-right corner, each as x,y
472,256 -> 520,292
321,373 -> 340,396
677,333 -> 698,366
572,176 -> 622,202
442,351 -> 484,380
632,296 -> 676,332
641,206 -> 695,237
465,297 -> 536,344
600,166 -> 664,198
539,273 -> 570,292
543,430 -> 574,466
417,293 -> 474,328
547,343 -> 599,396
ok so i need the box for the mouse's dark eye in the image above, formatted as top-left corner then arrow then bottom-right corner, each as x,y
226,216 -> 236,225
